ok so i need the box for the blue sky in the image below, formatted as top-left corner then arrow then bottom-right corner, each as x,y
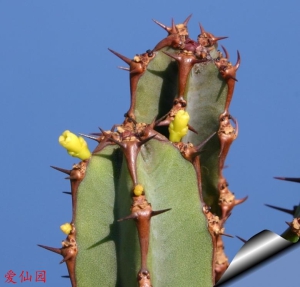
1,1 -> 300,286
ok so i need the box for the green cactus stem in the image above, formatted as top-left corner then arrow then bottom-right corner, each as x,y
39,15 -> 246,287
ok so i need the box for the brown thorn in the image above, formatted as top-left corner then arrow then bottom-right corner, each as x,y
155,117 -> 171,127
63,191 -> 72,195
138,134 -> 156,147
235,50 -> 241,70
119,208 -> 171,222
162,50 -> 179,61
37,244 -> 62,255
50,166 -> 71,175
118,66 -> 130,71
213,36 -> 228,43
183,14 -> 192,26
149,116 -> 157,128
118,213 -> 138,222
235,196 -> 248,206
98,127 -> 108,136
108,136 -> 125,148
265,204 -> 295,216
108,48 -> 131,65
236,235 -> 247,243
60,253 -> 74,264
220,212 -> 232,226
230,76 -> 238,82
274,177 -> 300,183
78,133 -> 99,142
183,133 -> 216,162
152,18 -> 170,32
170,18 -> 177,34
195,132 -> 216,152
155,111 -> 169,125
286,221 -> 292,227
234,195 -> 248,205
221,233 -> 234,238
230,115 -> 239,137
199,23 -> 205,34
187,124 -> 198,134
151,208 -> 171,217
139,117 -> 168,143
89,132 -> 101,136
221,45 -> 229,59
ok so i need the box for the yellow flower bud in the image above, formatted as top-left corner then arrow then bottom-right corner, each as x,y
60,223 -> 72,235
133,184 -> 144,196
59,130 -> 91,160
133,55 -> 141,62
168,110 -> 190,142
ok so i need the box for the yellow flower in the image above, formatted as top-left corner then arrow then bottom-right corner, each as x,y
133,184 -> 144,196
168,110 -> 190,142
59,130 -> 91,160
60,223 -> 72,235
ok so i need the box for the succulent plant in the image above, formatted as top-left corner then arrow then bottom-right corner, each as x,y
38,15 -> 248,287
266,177 -> 300,243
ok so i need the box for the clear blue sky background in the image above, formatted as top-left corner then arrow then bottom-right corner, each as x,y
1,1 -> 300,286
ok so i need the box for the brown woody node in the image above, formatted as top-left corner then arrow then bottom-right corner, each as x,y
118,195 -> 170,277
218,115 -> 238,175
38,224 -> 77,287
198,23 -> 228,49
163,50 -> 209,98
51,162 -> 87,223
108,48 -> 155,119
215,46 -> 241,118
